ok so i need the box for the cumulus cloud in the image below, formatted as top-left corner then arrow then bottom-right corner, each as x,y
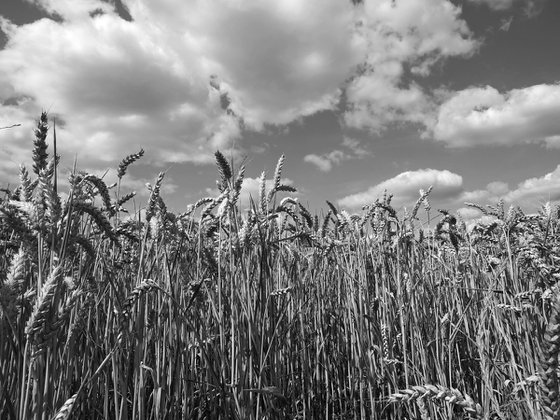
458,166 -> 560,213
344,0 -> 478,131
0,0 -> 484,181
433,84 -> 560,147
0,8 -> 238,174
457,206 -> 485,221
544,135 -> 560,149
304,136 -> 371,172
459,181 -> 510,205
0,0 -> 364,176
504,165 -> 560,204
338,168 -> 463,209
339,165 -> 560,216
304,151 -> 346,172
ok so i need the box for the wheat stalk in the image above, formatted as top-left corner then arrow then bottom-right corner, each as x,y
541,293 -> 560,420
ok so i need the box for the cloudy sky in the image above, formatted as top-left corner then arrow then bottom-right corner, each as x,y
1,0 -> 559,222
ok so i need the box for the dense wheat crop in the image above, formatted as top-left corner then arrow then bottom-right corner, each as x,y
1,113 -> 559,419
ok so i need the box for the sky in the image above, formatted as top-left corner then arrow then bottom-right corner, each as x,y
1,0 -> 560,225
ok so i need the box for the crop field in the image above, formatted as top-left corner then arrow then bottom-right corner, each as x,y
1,113 -> 559,419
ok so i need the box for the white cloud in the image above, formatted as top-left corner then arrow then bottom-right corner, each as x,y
486,181 -> 510,195
338,168 -> 463,209
304,151 -> 346,172
460,181 -> 510,204
504,165 -> 560,204
342,136 -> 371,158
0,0 -> 364,176
433,84 -> 560,147
0,0 -> 483,180
0,10 -> 238,173
180,1 -> 363,130
344,0 -> 478,131
459,167 -> 560,211
304,136 -> 371,172
545,135 -> 560,149
457,206 -> 484,221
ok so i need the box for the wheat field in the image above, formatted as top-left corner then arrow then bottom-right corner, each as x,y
0,113 -> 559,419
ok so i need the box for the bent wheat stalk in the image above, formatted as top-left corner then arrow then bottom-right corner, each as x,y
389,384 -> 483,419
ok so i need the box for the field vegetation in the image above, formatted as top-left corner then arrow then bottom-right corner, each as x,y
0,113 -> 559,419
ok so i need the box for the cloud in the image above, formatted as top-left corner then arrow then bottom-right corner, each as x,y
0,9 -> 239,174
338,168 -> 463,209
304,151 -> 346,172
304,136 -> 371,172
459,181 -> 510,205
505,165 -> 560,204
342,136 -> 371,158
344,0 -> 478,131
0,0 -> 482,180
466,0 -> 546,16
338,165 -> 560,216
0,0 -> 364,176
544,135 -> 560,149
458,166 -> 560,212
433,84 -> 560,147
457,206 -> 485,221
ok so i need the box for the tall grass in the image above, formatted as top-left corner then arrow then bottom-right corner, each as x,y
0,113 -> 559,419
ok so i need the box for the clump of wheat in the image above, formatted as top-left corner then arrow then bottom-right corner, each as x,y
6,119 -> 560,419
